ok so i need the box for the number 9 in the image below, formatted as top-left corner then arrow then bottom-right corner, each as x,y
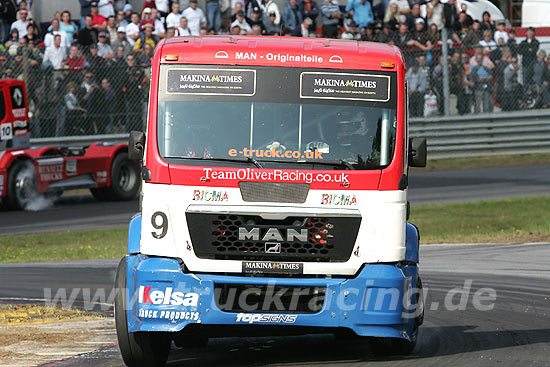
151,211 -> 168,239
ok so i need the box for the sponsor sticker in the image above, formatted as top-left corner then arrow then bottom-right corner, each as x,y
228,147 -> 323,160
138,286 -> 199,307
300,72 -> 390,102
321,193 -> 357,206
12,108 -> 26,118
192,189 -> 228,202
138,308 -> 200,321
166,68 -> 256,96
13,120 -> 27,128
66,160 -> 77,176
242,261 -> 303,275
236,313 -> 297,324
0,123 -> 13,140
38,164 -> 63,181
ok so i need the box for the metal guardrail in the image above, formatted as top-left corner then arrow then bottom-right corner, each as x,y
30,134 -> 129,147
410,110 -> 550,160
29,110 -> 550,160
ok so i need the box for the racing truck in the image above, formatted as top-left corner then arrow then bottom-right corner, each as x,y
0,79 -> 140,210
115,36 -> 427,366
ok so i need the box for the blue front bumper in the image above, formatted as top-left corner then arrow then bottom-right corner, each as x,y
126,255 -> 418,340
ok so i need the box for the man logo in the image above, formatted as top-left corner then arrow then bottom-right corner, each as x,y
215,51 -> 229,58
265,242 -> 281,254
329,55 -> 343,63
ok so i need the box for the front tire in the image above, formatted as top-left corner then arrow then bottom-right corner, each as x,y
115,257 -> 172,367
5,160 -> 37,210
370,275 -> 423,356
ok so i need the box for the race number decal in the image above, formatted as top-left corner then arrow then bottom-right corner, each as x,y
0,123 -> 13,140
151,211 -> 168,239
300,72 -> 390,102
166,68 -> 256,96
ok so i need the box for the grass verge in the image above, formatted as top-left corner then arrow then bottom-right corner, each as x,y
411,152 -> 550,172
410,196 -> 550,244
0,227 -> 127,263
0,196 -> 549,263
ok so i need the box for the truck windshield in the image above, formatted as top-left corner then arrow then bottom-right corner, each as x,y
157,66 -> 397,170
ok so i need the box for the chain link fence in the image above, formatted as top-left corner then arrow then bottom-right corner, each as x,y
2,41 -> 550,138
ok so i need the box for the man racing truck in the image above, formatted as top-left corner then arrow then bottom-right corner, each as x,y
116,36 -> 427,366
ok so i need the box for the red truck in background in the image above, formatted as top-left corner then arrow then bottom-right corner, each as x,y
0,79 -> 140,210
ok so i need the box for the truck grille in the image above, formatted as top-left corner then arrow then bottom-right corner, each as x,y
239,182 -> 309,203
186,213 -> 361,262
214,284 -> 326,314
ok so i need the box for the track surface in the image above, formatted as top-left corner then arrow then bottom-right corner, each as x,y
1,243 -> 549,367
1,164 -> 549,235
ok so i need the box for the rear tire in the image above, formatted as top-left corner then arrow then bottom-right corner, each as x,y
5,160 -> 37,210
115,257 -> 172,367
91,152 -> 140,201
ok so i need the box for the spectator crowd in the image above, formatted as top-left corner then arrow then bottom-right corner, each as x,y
0,0 -> 548,136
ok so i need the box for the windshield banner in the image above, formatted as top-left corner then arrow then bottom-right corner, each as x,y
167,68 -> 256,96
300,72 -> 390,102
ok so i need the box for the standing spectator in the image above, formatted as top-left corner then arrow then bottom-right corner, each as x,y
471,52 -> 494,113
156,0 -> 170,20
426,0 -> 443,31
247,7 -> 266,34
264,11 -> 279,35
377,23 -> 394,44
0,0 -> 17,43
90,2 -> 107,30
105,15 -> 117,44
423,89 -> 438,117
341,21 -> 361,40
87,43 -> 107,76
231,10 -> 252,33
383,2 -> 401,33
64,82 -> 87,135
67,44 -> 88,72
45,19 -> 70,51
461,52 -> 474,114
125,12 -> 140,47
177,17 -> 192,36
300,0 -> 319,35
479,30 -> 497,53
142,0 -> 156,12
493,21 -> 508,43
494,46 -> 510,108
60,10 -> 79,45
122,4 -> 133,24
116,9 -> 128,28
111,26 -> 131,57
390,0 -> 410,15
79,71 -> 102,134
206,0 -> 222,34
98,0 -> 115,18
10,8 -> 29,38
123,53 -> 146,131
507,29 -> 518,58
259,0 -> 280,26
150,8 -> 165,38
98,77 -> 116,133
42,34 -> 66,69
502,57 -> 521,111
454,11 -> 471,41
137,42 -> 154,67
345,0 -> 374,29
462,19 -> 481,46
532,50 -> 547,100
140,7 -> 155,29
406,59 -> 428,117
166,2 -> 182,29
282,0 -> 303,36
321,0 -> 341,39
79,0 -> 94,29
77,15 -> 98,47
480,11 -> 494,33
394,22 -> 412,50
409,18 -> 431,52
442,0 -> 459,31
133,23 -> 158,51
406,3 -> 423,31
182,0 -> 207,36
361,24 -> 377,42
519,27 -> 539,94
165,26 -> 176,38
97,30 -> 113,59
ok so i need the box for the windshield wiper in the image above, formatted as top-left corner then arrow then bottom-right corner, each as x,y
265,159 -> 355,170
165,156 -> 263,168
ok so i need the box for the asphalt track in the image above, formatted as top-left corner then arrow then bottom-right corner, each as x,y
0,164 -> 549,235
1,243 -> 548,366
